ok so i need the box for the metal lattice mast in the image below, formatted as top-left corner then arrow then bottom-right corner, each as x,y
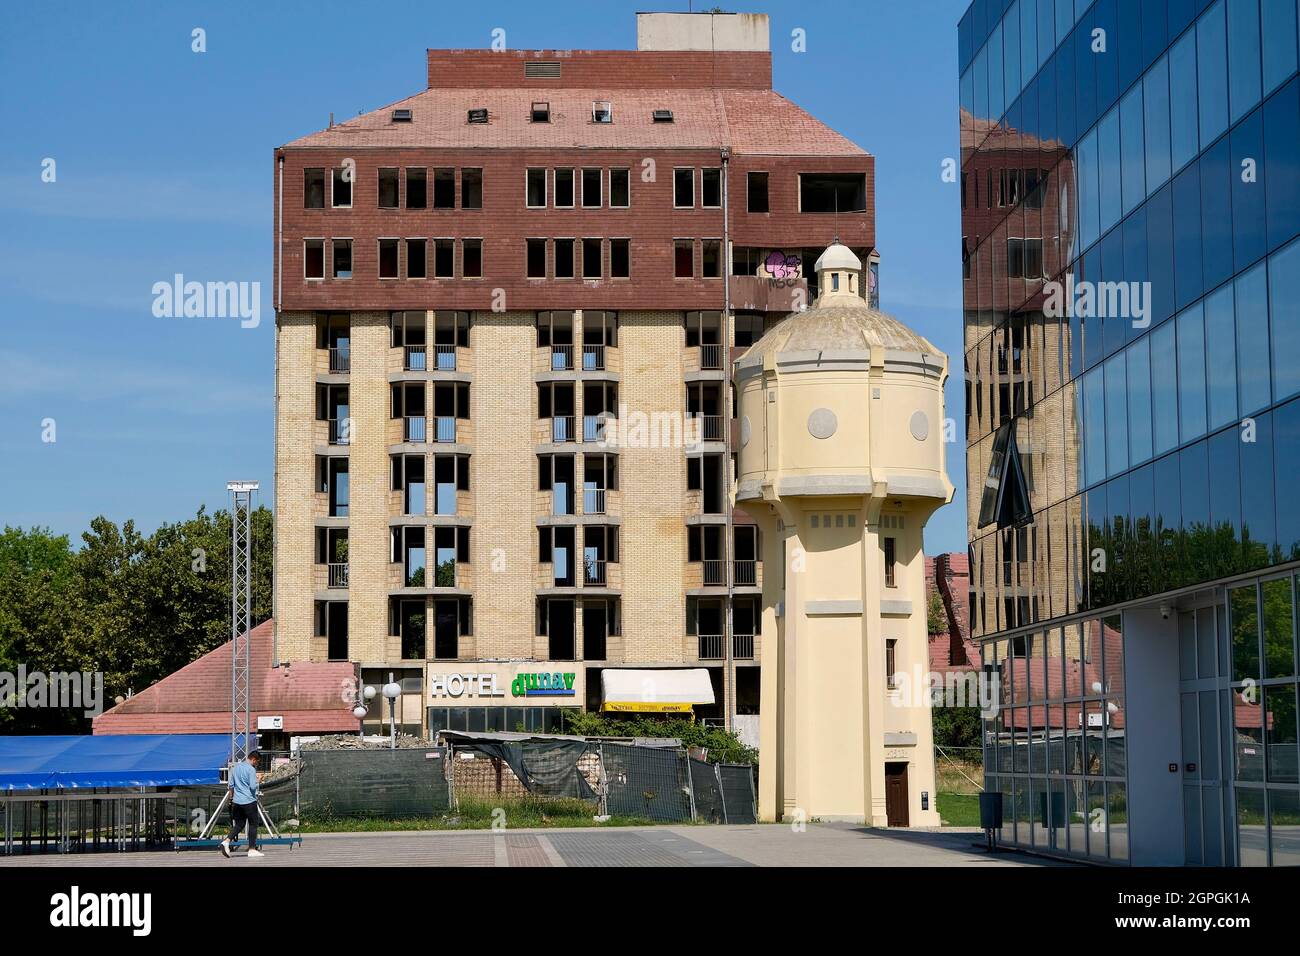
228,480 -> 259,763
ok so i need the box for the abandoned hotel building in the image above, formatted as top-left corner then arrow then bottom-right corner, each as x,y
270,12 -> 935,822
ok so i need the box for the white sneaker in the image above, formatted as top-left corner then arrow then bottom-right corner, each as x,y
246,849 -> 265,858
219,839 -> 231,859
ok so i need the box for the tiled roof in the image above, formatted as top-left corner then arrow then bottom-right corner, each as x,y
93,620 -> 358,736
282,88 -> 867,157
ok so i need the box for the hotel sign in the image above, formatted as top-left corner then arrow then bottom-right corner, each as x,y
426,663 -> 582,704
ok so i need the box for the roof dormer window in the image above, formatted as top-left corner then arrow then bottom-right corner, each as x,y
592,101 -> 612,124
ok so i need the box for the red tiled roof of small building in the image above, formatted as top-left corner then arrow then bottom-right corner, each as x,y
93,620 -> 357,736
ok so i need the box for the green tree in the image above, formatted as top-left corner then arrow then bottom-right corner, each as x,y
0,506 -> 273,733
558,711 -> 757,765
932,705 -> 982,750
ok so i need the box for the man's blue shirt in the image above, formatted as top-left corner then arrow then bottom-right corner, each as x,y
230,760 -> 259,805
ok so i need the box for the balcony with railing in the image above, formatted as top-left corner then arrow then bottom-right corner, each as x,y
583,414 -> 612,443
403,345 -> 427,371
690,414 -> 724,443
551,415 -> 575,443
328,346 -> 351,373
733,559 -> 759,587
327,562 -> 349,588
684,343 -> 725,374
697,634 -> 725,661
404,416 -> 427,443
732,632 -> 756,660
581,343 -> 606,371
581,486 -> 606,516
547,344 -> 574,371
324,417 -> 350,446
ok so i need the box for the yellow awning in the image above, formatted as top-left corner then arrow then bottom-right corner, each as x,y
601,701 -> 696,713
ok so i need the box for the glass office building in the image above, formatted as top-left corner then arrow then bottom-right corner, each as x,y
959,0 -> 1300,864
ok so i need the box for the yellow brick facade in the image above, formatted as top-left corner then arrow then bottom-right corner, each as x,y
273,307 -> 756,730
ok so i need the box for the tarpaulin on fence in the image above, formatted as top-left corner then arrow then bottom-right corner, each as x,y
0,734 -> 230,791
474,740 -> 596,800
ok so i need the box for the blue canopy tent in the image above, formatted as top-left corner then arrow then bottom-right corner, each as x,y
0,734 -> 231,791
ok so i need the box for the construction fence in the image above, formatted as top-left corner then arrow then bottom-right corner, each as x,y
443,736 -> 757,825
1,741 -> 756,853
1,775 -> 301,856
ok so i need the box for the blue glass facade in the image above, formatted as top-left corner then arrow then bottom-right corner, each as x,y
961,0 -> 1300,864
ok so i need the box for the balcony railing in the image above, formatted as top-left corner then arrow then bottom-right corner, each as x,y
698,634 -> 724,660
404,345 -> 427,371
584,559 -> 607,586
551,344 -> 574,371
404,416 -> 427,442
702,559 -> 725,586
733,560 -> 757,586
327,418 -> 350,445
435,344 -> 457,371
327,563 -> 349,588
329,346 -> 350,373
583,487 -> 607,515
699,344 -> 723,370
435,416 -> 456,443
733,633 -> 755,660
582,344 -> 606,371
583,414 -> 608,443
692,414 -> 723,442
551,415 -> 574,443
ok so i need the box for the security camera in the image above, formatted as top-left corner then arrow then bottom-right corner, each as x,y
1159,604 -> 1171,620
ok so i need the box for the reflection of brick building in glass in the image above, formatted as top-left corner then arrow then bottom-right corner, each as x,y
959,0 -> 1300,866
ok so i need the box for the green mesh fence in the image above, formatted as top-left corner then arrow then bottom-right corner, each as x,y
298,748 -> 449,820
717,763 -> 758,824
600,743 -> 693,822
688,758 -> 725,823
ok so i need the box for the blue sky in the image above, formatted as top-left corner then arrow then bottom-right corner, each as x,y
0,0 -> 970,553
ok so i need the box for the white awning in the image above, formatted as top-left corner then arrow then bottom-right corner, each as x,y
600,669 -> 715,713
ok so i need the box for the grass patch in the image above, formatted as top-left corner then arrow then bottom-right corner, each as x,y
937,791 -> 982,827
298,795 -> 663,832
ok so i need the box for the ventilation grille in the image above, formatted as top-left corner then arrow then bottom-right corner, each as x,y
524,61 -> 561,79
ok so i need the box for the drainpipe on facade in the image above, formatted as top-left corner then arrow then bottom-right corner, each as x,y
273,152 -> 283,667
721,145 -> 734,733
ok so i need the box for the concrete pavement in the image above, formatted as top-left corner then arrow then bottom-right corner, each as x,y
0,824 -> 1068,867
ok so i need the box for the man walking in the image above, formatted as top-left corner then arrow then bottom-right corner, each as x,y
220,751 -> 264,859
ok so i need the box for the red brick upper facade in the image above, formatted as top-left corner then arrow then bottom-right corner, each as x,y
274,44 -> 874,312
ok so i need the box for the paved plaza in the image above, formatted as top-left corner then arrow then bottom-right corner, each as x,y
0,824 -> 1067,868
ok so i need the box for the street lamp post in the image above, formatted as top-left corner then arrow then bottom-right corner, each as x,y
382,674 -> 401,750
